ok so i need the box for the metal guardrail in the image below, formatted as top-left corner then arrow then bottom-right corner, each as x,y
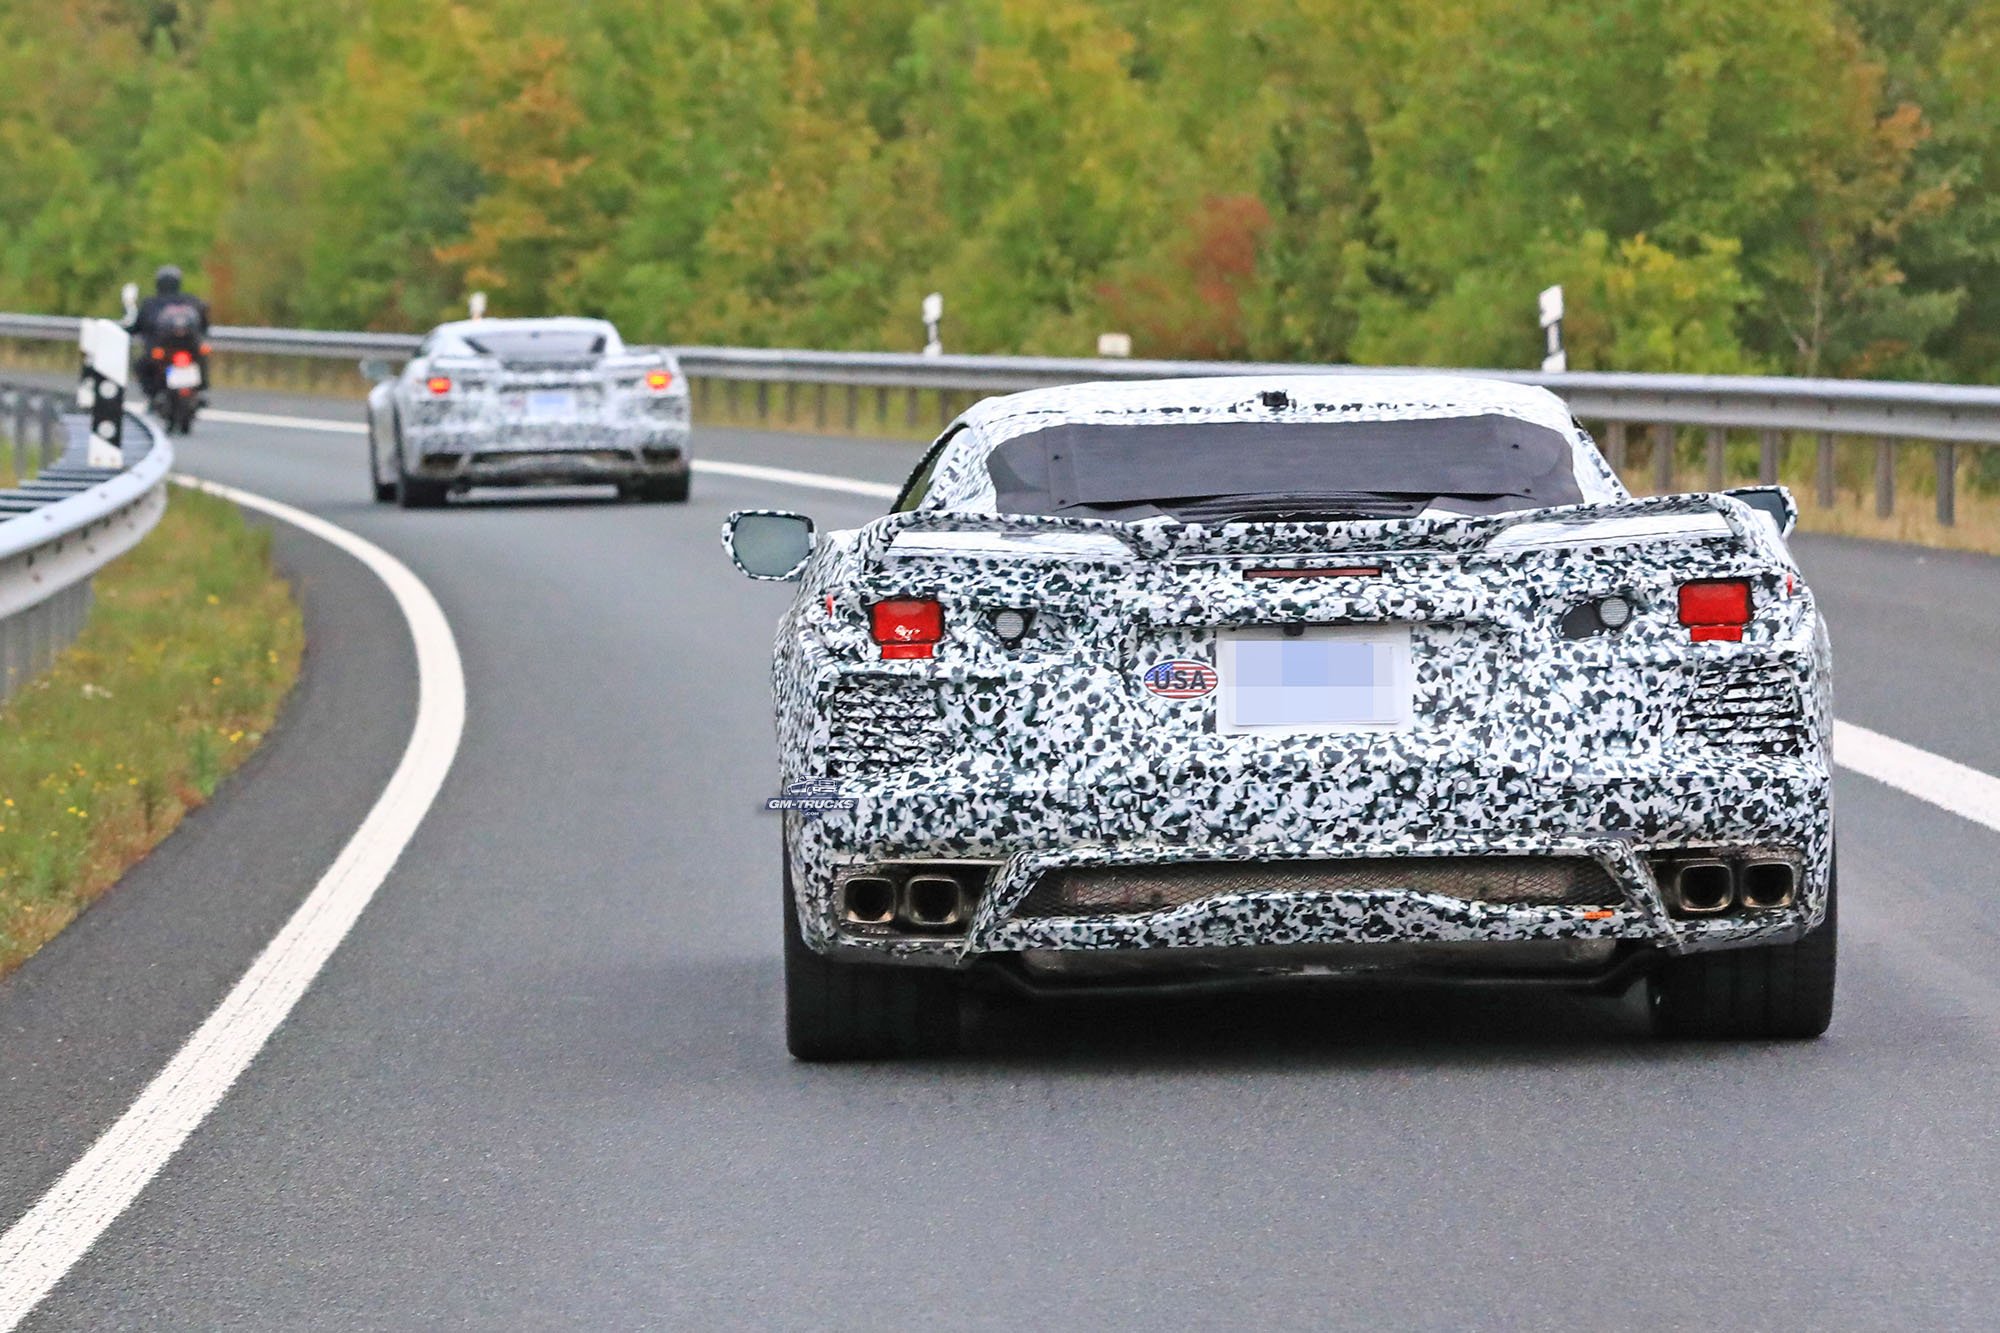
0,380 -> 173,699
5,310 -> 1996,523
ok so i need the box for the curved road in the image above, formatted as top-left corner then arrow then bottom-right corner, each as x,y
3,386 -> 1999,1328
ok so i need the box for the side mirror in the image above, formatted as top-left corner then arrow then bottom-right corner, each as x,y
358,358 -> 399,383
723,510 -> 815,581
1723,485 -> 1797,538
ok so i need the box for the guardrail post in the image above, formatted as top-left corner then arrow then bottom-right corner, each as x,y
939,390 -> 956,430
1705,428 -> 1725,490
696,377 -> 710,419
815,383 -> 828,431
755,381 -> 769,423
1875,438 -> 1896,518
1936,442 -> 1956,527
725,379 -> 739,421
905,387 -> 918,430
875,386 -> 888,430
1759,430 -> 1780,485
783,382 -> 797,425
1651,423 -> 1673,493
8,391 -> 25,476
39,396 -> 60,467
1604,421 -> 1627,472
845,385 -> 858,433
1816,433 -> 1836,508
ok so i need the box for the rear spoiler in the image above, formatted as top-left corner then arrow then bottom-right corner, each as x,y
856,491 -> 1782,566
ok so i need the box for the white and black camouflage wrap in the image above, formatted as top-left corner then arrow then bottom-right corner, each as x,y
367,317 -> 691,491
730,375 -> 1833,983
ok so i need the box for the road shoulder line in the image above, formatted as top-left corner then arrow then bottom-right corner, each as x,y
0,477 -> 466,1329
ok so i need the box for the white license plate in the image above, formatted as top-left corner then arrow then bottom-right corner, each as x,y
1217,625 -> 1414,735
165,363 -> 202,390
525,390 -> 576,420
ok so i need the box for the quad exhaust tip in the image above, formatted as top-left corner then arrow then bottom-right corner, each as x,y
1657,854 -> 1801,916
1672,860 -> 1735,915
838,864 -> 993,933
901,875 -> 970,930
839,875 -> 896,926
1740,860 -> 1797,910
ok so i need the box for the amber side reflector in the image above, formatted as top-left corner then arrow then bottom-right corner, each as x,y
1581,910 -> 1616,921
1244,566 -> 1383,580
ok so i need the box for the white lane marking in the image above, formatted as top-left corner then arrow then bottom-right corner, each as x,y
205,408 -> 366,434
695,459 -> 896,500
1835,721 -> 2000,836
0,477 -> 466,1328
194,407 -> 2000,835
202,408 -> 901,499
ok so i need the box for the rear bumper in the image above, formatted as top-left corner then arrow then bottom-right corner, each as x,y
409,418 -> 691,485
783,753 -> 1833,971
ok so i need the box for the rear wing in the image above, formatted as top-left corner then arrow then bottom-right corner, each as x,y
856,491 -> 1788,568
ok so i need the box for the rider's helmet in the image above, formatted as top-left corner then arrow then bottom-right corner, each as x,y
154,265 -> 183,297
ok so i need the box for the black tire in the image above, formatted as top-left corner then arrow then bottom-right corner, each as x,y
395,462 -> 449,510
368,442 -> 396,503
784,852 -> 960,1061
1651,867 -> 1837,1040
623,471 -> 691,504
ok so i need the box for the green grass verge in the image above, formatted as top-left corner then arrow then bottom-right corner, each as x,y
0,484 -> 303,976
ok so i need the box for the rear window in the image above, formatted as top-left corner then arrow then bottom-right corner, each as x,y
983,415 -> 1583,521
460,328 -> 611,360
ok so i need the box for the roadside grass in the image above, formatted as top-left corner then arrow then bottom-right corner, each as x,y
0,483 -> 303,976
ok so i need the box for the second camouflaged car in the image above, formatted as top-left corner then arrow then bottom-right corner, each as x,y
726,375 -> 1835,1060
365,316 -> 691,507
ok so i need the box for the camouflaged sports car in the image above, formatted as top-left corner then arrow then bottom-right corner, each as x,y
364,317 -> 691,507
725,375 -> 1835,1060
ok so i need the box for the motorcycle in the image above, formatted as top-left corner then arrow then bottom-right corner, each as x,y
145,304 -> 207,435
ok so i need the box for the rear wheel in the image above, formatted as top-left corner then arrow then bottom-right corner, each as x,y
394,447 -> 450,509
622,471 -> 691,504
368,438 -> 396,503
784,852 -> 961,1061
1651,867 -> 1837,1040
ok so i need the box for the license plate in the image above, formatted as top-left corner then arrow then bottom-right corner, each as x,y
1217,625 -> 1413,734
165,363 -> 202,390
525,390 -> 576,420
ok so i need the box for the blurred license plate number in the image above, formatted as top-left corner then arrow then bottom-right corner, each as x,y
165,364 -> 202,390
1218,626 -> 1413,734
526,390 -> 575,419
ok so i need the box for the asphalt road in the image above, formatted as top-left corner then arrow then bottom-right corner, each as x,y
3,387 -> 1999,1329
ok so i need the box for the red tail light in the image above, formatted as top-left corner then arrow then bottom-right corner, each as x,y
644,369 -> 674,391
1678,579 -> 1752,643
170,350 -> 192,367
870,599 -> 944,660
426,376 -> 452,396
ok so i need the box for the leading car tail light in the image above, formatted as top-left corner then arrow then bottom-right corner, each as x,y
1678,579 -> 1752,642
871,599 -> 944,660
426,376 -> 452,396
645,369 -> 674,391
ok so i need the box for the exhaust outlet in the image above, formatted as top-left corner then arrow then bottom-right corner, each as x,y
1671,861 -> 1734,915
900,874 -> 970,930
1740,860 -> 1797,910
839,875 -> 897,926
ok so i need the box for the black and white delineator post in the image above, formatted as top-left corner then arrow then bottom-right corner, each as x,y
922,292 -> 944,357
77,317 -> 131,464
1539,284 -> 1567,374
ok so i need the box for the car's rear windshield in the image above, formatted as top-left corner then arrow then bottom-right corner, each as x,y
983,415 -> 1583,521
459,329 -> 609,360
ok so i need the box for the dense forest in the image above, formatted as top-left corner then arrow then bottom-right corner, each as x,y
0,0 -> 1995,380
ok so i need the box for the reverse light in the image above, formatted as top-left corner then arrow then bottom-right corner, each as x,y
645,369 -> 674,391
871,599 -> 944,660
426,376 -> 453,396
1678,579 -> 1752,643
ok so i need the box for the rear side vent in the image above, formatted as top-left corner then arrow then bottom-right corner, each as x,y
825,676 -> 948,775
1680,662 -> 1807,754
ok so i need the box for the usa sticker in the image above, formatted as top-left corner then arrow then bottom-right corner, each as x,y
1142,659 -> 1218,700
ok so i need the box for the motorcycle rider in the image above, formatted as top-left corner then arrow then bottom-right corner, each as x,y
127,265 -> 211,399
